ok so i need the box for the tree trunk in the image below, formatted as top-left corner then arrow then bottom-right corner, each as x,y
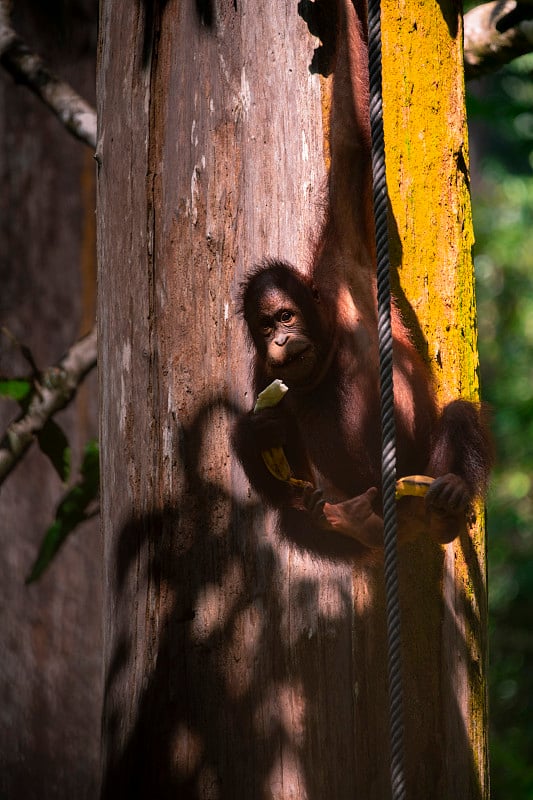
98,2 -> 487,798
382,2 -> 489,796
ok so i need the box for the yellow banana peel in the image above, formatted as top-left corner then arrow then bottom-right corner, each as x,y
395,474 -> 434,499
255,382 -> 434,498
254,380 -> 311,488
261,446 -> 292,482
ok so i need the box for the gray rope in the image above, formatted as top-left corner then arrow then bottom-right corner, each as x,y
365,0 -> 407,798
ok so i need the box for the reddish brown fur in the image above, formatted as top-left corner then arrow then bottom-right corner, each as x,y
233,0 -> 492,561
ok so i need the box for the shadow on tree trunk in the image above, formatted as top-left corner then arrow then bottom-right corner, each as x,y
100,396 -> 484,800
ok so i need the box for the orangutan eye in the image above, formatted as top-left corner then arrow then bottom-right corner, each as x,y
280,310 -> 294,324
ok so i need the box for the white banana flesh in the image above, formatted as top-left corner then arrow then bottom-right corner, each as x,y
255,382 -> 434,497
254,379 -> 288,412
254,380 -> 298,484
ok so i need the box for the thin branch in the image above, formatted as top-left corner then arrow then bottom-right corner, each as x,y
0,0 -> 96,149
0,326 -> 97,486
465,0 -> 533,80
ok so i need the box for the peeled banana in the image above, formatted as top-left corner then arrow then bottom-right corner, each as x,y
254,380 -> 311,487
255,382 -> 435,498
254,379 -> 289,413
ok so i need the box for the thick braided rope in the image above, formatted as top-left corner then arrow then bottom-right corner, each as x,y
366,0 -> 407,798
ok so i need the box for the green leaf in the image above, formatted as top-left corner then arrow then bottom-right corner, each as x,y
80,439 -> 100,492
37,419 -> 71,483
26,518 -> 78,584
26,440 -> 100,583
0,378 -> 32,402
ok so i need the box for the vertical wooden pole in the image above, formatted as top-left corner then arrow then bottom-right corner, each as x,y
98,2 -> 358,797
97,1 -> 486,797
381,1 -> 488,796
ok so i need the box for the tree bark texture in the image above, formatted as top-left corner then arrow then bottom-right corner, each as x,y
0,2 -> 101,798
382,1 -> 488,797
98,2 -> 486,798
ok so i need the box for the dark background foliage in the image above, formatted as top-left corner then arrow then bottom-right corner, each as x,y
468,51 -> 533,798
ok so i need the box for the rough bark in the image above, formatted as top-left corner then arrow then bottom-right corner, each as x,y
98,2 -> 487,798
382,1 -> 488,796
0,2 -> 101,799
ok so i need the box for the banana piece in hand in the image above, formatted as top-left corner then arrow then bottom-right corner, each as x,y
395,474 -> 434,499
254,380 -> 310,487
255,382 -> 435,498
261,446 -> 292,483
254,378 -> 289,412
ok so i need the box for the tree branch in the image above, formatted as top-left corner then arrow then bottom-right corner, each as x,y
465,1 -> 533,80
0,326 -> 97,486
0,0 -> 96,148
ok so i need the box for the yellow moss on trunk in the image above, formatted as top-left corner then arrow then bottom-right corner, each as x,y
382,3 -> 478,402
381,2 -> 488,796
